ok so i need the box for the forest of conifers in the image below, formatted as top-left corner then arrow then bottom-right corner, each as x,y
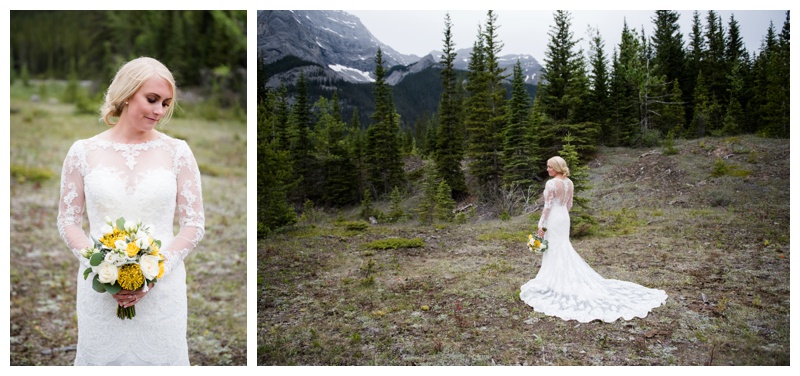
10,10 -> 247,109
259,10 -> 789,235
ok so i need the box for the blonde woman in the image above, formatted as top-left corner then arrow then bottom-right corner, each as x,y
520,156 -> 666,322
57,57 -> 204,365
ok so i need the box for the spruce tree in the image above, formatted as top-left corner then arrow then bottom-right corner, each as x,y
434,180 -> 456,222
416,163 -> 439,225
502,59 -> 537,189
538,10 -> 598,156
588,27 -> 611,145
366,48 -> 406,197
387,186 -> 406,223
434,13 -> 467,198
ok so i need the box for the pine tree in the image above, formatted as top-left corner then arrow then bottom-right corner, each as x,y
465,11 -> 507,198
315,96 -> 358,206
538,10 -> 598,157
434,180 -> 456,222
684,11 -> 704,129
289,71 -> 317,202
502,59 -> 537,188
651,11 -> 686,89
366,48 -> 406,197
434,13 -> 467,198
387,186 -> 406,223
587,27 -> 611,145
416,163 -> 439,225
701,10 -> 727,132
257,92 -> 297,235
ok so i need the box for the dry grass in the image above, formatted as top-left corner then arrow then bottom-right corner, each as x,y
9,81 -> 247,365
258,135 -> 789,366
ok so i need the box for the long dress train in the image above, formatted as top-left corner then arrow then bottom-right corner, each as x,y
520,178 -> 666,323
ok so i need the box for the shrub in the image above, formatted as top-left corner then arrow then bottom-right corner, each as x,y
10,164 -> 53,184
336,221 -> 369,231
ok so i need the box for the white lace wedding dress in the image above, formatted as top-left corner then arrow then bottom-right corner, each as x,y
57,132 -> 204,365
520,178 -> 666,323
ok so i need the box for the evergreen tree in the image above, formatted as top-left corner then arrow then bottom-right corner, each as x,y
538,10 -> 598,157
416,163 -> 439,225
608,22 -> 642,146
684,11 -> 704,129
701,10 -> 727,132
651,10 -> 686,88
587,27 -> 611,145
434,13 -> 468,199
257,92 -> 297,235
366,48 -> 406,196
434,180 -> 456,222
387,186 -> 406,223
464,10 -> 508,198
315,96 -> 358,206
289,71 -> 317,202
502,59 -> 537,188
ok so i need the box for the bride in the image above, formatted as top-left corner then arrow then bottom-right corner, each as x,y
57,57 -> 205,365
520,156 -> 666,323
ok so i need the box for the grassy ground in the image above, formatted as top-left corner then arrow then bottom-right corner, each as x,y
9,80 -> 247,365
258,134 -> 789,366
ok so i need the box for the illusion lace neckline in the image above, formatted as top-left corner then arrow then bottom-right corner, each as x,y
92,132 -> 166,147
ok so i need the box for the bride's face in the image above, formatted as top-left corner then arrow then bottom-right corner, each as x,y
121,77 -> 172,132
547,165 -> 556,177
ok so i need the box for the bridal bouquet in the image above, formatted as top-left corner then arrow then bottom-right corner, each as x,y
527,233 -> 548,253
80,217 -> 164,319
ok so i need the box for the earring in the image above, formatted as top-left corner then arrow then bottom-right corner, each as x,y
125,101 -> 128,105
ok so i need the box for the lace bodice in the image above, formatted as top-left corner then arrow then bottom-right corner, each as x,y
57,132 -> 204,275
538,178 -> 573,229
57,131 -> 204,365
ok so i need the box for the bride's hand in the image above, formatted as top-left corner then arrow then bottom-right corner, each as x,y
538,228 -> 545,238
113,283 -> 154,307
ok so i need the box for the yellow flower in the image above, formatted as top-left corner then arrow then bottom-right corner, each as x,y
528,234 -> 533,240
149,241 -> 160,255
156,259 -> 165,279
534,240 -> 541,248
101,229 -> 124,249
118,264 -> 144,291
126,242 -> 140,257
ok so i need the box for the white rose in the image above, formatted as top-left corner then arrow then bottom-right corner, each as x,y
100,224 -> 114,235
124,220 -> 137,232
114,239 -> 128,252
139,255 -> 161,280
94,261 -> 118,284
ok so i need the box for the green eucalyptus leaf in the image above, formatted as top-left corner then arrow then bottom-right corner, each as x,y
83,268 -> 92,280
89,252 -> 104,266
105,283 -> 122,295
91,275 -> 106,293
116,217 -> 125,231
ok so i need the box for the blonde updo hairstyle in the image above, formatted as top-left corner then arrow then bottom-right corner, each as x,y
547,156 -> 570,177
100,57 -> 177,126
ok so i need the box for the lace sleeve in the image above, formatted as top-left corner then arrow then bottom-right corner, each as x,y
57,141 -> 93,268
566,178 -> 574,211
538,180 -> 554,229
162,141 -> 205,276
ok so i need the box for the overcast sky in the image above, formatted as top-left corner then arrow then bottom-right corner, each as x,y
346,9 -> 787,62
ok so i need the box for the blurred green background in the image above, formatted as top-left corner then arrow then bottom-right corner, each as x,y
9,10 -> 248,365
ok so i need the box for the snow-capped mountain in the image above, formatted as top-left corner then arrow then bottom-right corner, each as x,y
258,10 -> 419,84
258,10 -> 542,86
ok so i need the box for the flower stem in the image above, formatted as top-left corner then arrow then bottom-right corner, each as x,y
117,304 -> 136,320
